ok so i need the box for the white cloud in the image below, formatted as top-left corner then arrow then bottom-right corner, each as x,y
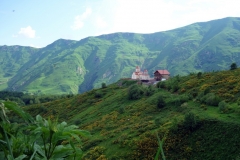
18,26 -> 36,38
112,0 -> 183,33
96,16 -> 108,28
110,0 -> 240,33
71,7 -> 92,30
30,44 -> 41,48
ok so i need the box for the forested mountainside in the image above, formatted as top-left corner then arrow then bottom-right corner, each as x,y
0,17 -> 240,94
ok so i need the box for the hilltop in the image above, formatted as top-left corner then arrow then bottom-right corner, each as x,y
22,68 -> 240,159
1,17 -> 240,94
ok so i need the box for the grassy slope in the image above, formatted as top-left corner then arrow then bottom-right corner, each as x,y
0,46 -> 38,90
1,17 -> 240,94
26,68 -> 240,159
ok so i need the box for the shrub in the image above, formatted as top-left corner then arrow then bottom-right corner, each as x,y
74,119 -> 81,125
179,94 -> 190,103
205,93 -> 221,106
145,85 -> 155,96
157,81 -> 166,89
128,84 -> 144,100
39,106 -> 48,113
196,92 -> 205,102
157,95 -> 166,109
183,112 -> 197,131
122,80 -> 137,86
218,101 -> 228,113
204,87 -> 211,95
197,72 -> 202,78
95,91 -> 103,98
168,94 -> 189,107
190,89 -> 198,98
171,83 -> 180,92
168,97 -> 181,107
101,83 -> 107,88
230,62 -> 237,70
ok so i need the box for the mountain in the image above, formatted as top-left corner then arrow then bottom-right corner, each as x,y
24,68 -> 240,159
1,17 -> 240,94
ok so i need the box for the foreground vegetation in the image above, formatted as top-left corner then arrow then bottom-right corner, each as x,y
14,68 -> 239,159
0,100 -> 90,160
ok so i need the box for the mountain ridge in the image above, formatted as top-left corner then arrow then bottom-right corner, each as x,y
1,17 -> 240,94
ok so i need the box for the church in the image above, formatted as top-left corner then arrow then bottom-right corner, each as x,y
131,66 -> 170,82
131,66 -> 150,81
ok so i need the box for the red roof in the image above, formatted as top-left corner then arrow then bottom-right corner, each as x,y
155,70 -> 170,75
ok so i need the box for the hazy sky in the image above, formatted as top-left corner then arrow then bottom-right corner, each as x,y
1,0 -> 240,48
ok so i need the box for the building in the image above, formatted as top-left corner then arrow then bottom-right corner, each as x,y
131,66 -> 150,81
154,70 -> 170,81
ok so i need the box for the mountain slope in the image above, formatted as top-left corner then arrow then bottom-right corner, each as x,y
24,68 -> 240,159
0,45 -> 38,90
1,17 -> 240,94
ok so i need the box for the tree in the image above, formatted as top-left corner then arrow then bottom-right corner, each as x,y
101,83 -> 107,88
197,72 -> 202,78
230,62 -> 237,70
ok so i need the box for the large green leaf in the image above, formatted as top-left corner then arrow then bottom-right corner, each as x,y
0,100 -> 33,123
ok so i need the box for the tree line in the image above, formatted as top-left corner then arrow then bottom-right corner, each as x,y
0,91 -> 74,106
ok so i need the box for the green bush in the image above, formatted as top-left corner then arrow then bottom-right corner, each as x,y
74,119 -> 81,125
95,91 -> 103,98
179,94 -> 190,103
230,62 -> 237,70
190,89 -> 198,98
196,92 -> 205,102
145,85 -> 155,96
128,84 -> 144,100
197,92 -> 221,106
171,83 -> 180,92
183,112 -> 197,131
203,87 -> 211,95
197,72 -> 202,78
218,101 -> 228,113
157,95 -> 166,109
101,83 -> 107,88
205,93 -> 221,106
122,80 -> 137,86
168,94 -> 189,107
157,81 -> 166,89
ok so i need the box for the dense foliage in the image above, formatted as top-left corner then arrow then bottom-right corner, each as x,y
0,100 -> 89,159
0,91 -> 73,106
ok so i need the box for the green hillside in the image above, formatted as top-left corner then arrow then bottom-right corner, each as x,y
1,17 -> 240,94
0,45 -> 38,90
24,68 -> 240,159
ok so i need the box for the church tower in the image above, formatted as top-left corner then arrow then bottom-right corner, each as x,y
136,66 -> 140,72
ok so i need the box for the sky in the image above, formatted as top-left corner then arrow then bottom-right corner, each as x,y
1,0 -> 240,48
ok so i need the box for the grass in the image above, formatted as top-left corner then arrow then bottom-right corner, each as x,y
23,68 -> 240,159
